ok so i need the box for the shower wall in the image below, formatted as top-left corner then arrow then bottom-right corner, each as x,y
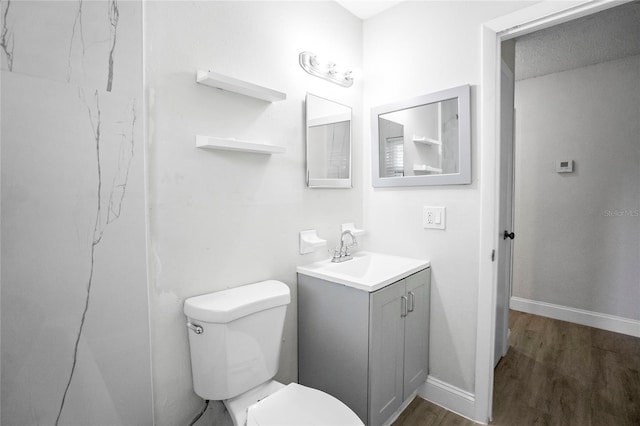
0,1 -> 153,425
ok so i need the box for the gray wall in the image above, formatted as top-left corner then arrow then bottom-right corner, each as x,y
512,53 -> 640,320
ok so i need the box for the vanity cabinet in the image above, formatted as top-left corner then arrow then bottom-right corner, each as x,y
298,267 -> 430,426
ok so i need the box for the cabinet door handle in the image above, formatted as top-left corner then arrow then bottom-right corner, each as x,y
408,291 -> 415,313
401,296 -> 408,317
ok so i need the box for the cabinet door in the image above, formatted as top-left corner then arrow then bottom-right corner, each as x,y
369,279 -> 406,426
403,269 -> 430,399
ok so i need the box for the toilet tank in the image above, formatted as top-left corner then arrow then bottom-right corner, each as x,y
184,280 -> 291,400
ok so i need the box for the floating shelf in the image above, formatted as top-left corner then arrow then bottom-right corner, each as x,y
413,136 -> 441,146
196,136 -> 286,155
413,164 -> 442,174
196,70 -> 287,102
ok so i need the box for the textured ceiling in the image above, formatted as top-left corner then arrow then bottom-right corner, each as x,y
515,1 -> 640,81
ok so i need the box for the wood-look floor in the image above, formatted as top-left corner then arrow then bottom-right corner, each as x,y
393,310 -> 640,426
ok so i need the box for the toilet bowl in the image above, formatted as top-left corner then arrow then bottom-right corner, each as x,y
184,280 -> 363,426
225,380 -> 362,426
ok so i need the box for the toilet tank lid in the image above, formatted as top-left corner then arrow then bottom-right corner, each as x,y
184,280 -> 291,323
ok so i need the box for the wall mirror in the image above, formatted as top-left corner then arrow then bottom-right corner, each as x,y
371,85 -> 470,187
306,93 -> 352,188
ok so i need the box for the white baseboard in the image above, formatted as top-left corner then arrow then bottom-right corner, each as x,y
382,389 -> 418,426
418,376 -> 478,423
510,297 -> 640,338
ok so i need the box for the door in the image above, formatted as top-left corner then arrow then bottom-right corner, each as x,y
369,280 -> 405,426
495,59 -> 515,366
403,269 -> 430,398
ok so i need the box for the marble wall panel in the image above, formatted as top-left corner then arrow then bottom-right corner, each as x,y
1,1 -> 151,425
1,0 -> 141,96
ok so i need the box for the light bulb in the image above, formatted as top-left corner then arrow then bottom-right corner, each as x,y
348,69 -> 363,80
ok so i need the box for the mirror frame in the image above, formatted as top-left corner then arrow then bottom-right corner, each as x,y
305,93 -> 353,189
371,84 -> 471,187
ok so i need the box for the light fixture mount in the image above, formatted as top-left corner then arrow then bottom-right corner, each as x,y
299,51 -> 354,88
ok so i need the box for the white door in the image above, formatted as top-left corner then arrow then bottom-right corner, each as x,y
495,59 -> 515,366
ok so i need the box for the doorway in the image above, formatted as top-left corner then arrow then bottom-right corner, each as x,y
477,0 -> 637,422
506,1 -> 640,335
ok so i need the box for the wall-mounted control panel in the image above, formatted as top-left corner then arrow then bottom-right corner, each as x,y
556,159 -> 574,173
423,206 -> 446,230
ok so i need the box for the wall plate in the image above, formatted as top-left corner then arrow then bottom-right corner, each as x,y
423,206 -> 446,230
556,159 -> 574,173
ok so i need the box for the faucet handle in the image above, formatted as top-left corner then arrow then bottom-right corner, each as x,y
332,247 -> 342,260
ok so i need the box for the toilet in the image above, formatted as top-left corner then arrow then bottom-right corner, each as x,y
184,280 -> 363,426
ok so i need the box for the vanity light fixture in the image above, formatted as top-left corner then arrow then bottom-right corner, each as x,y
299,51 -> 354,88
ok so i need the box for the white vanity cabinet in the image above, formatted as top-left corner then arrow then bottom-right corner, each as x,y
298,267 -> 430,426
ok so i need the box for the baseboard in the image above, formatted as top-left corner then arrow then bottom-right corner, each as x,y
382,389 -> 419,426
510,297 -> 640,338
418,376 -> 478,423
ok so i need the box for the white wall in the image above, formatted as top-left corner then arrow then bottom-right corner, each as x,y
363,1 -> 534,396
144,2 -> 363,424
4,1 -> 589,424
513,54 -> 640,320
1,1 -> 153,425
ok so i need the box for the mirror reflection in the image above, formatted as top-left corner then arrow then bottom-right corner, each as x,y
378,98 -> 458,177
306,93 -> 352,188
372,85 -> 470,187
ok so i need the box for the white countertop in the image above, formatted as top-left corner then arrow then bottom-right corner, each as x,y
296,251 -> 430,292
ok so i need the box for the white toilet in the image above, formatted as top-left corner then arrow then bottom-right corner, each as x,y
184,280 -> 363,426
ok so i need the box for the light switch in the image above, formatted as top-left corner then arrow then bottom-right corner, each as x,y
423,206 -> 446,230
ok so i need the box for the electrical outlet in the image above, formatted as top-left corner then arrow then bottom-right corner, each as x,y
423,206 -> 446,230
426,210 -> 434,224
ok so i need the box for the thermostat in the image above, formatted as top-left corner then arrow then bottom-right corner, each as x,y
556,159 -> 573,173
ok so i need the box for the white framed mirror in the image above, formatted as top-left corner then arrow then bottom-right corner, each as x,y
305,93 -> 352,188
371,85 -> 470,187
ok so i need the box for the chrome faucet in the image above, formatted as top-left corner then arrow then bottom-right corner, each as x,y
332,230 -> 358,263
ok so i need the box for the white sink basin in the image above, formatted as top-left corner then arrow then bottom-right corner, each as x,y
297,251 -> 430,292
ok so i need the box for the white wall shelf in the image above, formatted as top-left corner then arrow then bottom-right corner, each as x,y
196,136 -> 286,155
413,164 -> 442,174
413,136 -> 441,146
196,70 -> 286,102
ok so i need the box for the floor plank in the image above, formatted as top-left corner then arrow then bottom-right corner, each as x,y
392,310 -> 640,426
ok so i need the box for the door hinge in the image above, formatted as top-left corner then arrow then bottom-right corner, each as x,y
491,249 -> 495,262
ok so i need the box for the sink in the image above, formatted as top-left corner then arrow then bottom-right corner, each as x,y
296,251 -> 429,292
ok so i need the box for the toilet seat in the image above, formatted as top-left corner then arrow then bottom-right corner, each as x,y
246,383 -> 363,426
